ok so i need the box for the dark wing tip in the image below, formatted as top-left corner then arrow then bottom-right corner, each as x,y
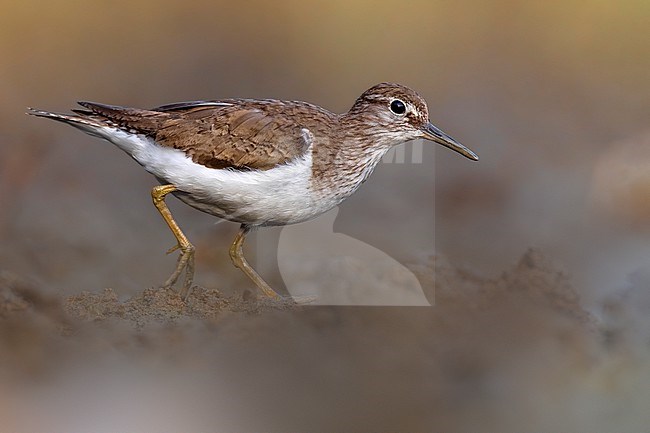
153,101 -> 235,111
71,108 -> 94,116
77,101 -> 124,112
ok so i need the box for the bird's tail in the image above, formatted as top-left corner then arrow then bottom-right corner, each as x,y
26,107 -> 111,139
28,102 -> 165,137
27,103 -> 166,159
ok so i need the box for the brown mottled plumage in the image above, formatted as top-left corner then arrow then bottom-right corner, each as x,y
28,82 -> 478,301
74,99 -> 336,170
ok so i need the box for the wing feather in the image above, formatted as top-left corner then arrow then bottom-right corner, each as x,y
77,101 -> 321,170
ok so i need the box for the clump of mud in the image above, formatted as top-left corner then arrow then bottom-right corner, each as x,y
411,248 -> 590,323
65,286 -> 300,325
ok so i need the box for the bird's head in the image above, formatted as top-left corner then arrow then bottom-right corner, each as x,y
346,82 -> 478,161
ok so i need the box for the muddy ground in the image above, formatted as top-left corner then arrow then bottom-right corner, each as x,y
2,249 -> 647,433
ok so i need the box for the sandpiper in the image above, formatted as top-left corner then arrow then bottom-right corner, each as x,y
28,83 -> 478,300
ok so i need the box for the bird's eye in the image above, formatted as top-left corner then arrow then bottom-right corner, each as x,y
390,99 -> 406,115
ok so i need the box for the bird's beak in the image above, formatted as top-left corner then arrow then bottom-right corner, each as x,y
421,121 -> 479,161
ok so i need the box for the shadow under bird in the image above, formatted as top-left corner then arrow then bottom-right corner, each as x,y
28,83 -> 478,301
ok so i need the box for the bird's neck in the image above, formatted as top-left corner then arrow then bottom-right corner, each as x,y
309,113 -> 392,200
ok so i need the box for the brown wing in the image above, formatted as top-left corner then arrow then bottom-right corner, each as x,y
76,100 -> 313,170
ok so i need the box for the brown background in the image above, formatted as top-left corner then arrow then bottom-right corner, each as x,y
1,1 -> 650,432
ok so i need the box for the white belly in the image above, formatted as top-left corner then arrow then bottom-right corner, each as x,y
105,128 -> 338,226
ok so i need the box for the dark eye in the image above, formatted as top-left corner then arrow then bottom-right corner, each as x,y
390,99 -> 406,115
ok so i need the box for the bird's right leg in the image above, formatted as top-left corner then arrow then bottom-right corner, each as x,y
229,224 -> 281,299
229,224 -> 316,305
151,184 -> 195,299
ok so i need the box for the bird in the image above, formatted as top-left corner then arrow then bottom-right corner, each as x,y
28,82 -> 478,301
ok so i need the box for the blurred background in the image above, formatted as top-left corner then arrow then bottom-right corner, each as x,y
1,0 -> 650,432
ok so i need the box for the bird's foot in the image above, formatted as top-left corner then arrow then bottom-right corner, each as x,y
161,243 -> 196,300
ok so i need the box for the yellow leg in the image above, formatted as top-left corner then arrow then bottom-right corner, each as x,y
229,225 -> 280,299
151,184 -> 195,299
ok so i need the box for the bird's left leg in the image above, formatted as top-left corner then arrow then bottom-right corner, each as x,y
151,184 -> 195,299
